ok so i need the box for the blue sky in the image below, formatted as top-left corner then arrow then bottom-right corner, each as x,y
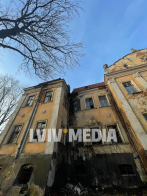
1,0 -> 147,91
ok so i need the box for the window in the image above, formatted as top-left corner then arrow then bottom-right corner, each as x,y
44,91 -> 53,103
85,98 -> 94,109
73,100 -> 81,112
124,64 -> 129,69
119,164 -> 135,176
25,95 -> 35,107
98,95 -> 109,107
15,165 -> 33,185
7,125 -> 22,144
75,165 -> 86,176
107,124 -> 122,144
122,81 -> 138,94
143,113 -> 147,121
34,121 -> 46,141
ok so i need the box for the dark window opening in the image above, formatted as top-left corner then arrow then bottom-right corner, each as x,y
34,121 -> 46,141
73,100 -> 81,112
124,64 -> 129,69
75,165 -> 86,176
143,113 -> 147,121
119,164 -> 135,176
98,95 -> 109,107
107,125 -> 122,144
85,98 -> 94,109
25,96 -> 35,107
8,125 -> 22,144
122,81 -> 138,94
44,92 -> 53,103
15,165 -> 33,185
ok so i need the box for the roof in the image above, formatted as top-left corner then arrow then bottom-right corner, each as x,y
72,82 -> 105,93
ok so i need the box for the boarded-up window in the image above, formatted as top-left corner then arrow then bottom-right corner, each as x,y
98,95 -> 109,107
25,95 -> 35,107
119,164 -> 134,176
7,125 -> 22,144
122,81 -> 138,94
85,98 -> 94,109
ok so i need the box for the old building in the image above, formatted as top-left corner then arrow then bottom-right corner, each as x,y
0,79 -> 69,195
0,48 -> 147,195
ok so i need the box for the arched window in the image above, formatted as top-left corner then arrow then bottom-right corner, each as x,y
119,164 -> 134,175
15,164 -> 33,185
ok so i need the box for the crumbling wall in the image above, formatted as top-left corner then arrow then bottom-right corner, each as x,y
0,153 -> 51,196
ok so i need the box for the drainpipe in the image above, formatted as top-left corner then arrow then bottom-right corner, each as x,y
15,85 -> 44,159
108,87 -> 146,172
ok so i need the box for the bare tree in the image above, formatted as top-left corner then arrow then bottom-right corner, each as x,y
0,0 -> 84,80
0,74 -> 23,131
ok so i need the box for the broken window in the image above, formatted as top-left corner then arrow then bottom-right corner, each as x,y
98,95 -> 109,107
85,98 -> 94,109
122,81 -> 138,94
119,164 -> 135,176
34,121 -> 46,141
15,165 -> 33,185
25,95 -> 35,107
143,113 -> 147,121
73,100 -> 81,112
7,125 -> 22,144
107,124 -> 122,144
75,165 -> 86,176
44,91 -> 53,103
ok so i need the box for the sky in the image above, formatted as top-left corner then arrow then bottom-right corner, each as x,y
1,0 -> 147,91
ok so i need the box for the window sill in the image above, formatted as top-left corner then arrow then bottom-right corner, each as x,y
41,101 -> 53,104
127,91 -> 143,95
22,105 -> 33,108
85,108 -> 97,111
99,105 -> 110,108
4,143 -> 18,145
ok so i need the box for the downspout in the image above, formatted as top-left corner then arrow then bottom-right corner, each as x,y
15,85 -> 44,159
108,87 -> 146,172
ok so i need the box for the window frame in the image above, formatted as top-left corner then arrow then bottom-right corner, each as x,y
122,80 -> 141,94
43,91 -> 53,103
24,95 -> 35,107
142,112 -> 147,122
73,99 -> 81,112
32,120 -> 48,143
98,94 -> 110,108
106,123 -> 125,144
84,96 -> 95,110
5,124 -> 23,144
119,164 -> 135,176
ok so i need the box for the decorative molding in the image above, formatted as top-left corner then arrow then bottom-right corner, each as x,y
133,72 -> 141,78
108,78 -> 115,84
